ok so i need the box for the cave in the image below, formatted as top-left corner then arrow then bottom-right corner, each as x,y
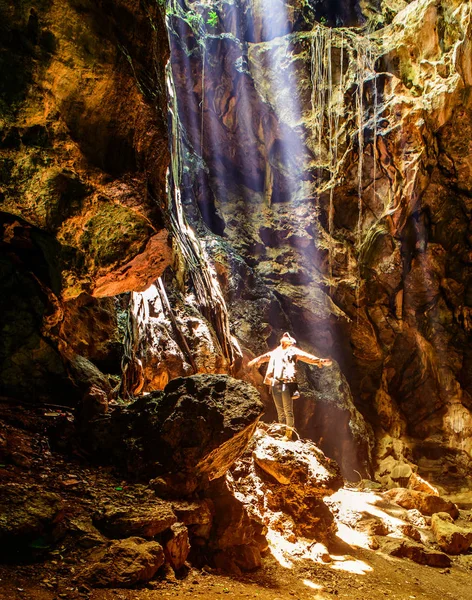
1,0 -> 472,598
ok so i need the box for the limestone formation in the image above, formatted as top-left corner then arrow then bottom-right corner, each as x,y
166,0 -> 472,487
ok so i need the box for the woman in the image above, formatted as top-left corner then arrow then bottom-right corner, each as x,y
248,332 -> 332,439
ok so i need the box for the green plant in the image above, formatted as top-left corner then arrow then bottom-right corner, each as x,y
320,16 -> 327,26
207,10 -> 218,27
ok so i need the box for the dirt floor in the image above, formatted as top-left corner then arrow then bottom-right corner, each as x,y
1,403 -> 472,600
1,543 -> 472,600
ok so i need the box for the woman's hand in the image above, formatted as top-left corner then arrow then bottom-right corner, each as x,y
321,358 -> 333,367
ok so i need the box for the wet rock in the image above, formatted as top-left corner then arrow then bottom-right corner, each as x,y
93,501 -> 177,539
163,522 -> 191,571
381,538 -> 451,568
80,537 -> 165,587
431,512 -> 472,555
384,488 -> 459,519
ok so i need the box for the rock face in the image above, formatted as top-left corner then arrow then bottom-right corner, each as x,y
86,374 -> 264,495
1,0 -> 171,300
165,0 -> 472,485
0,0 -> 171,403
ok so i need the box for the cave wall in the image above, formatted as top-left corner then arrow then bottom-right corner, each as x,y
0,0 -> 171,402
1,0 -> 472,483
166,0 -> 472,479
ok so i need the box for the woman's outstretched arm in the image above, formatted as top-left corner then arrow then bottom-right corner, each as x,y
293,348 -> 332,367
248,351 -> 272,368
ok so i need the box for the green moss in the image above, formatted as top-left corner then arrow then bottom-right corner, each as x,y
80,201 -> 152,269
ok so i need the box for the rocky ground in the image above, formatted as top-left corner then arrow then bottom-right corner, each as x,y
1,401 -> 472,600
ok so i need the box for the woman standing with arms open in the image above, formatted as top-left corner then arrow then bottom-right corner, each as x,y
248,332 -> 332,440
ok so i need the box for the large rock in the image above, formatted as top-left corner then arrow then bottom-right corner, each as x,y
86,374 -> 264,495
205,476 -> 264,573
233,426 -> 343,543
384,488 -> 459,518
0,483 -> 64,558
80,537 -> 165,587
253,432 -> 344,495
93,501 -> 177,539
431,512 -> 472,555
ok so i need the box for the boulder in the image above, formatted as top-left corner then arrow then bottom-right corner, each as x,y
253,433 -> 343,495
384,488 -> 459,519
197,476 -> 266,573
431,512 -> 472,555
0,483 -> 64,557
207,477 -> 260,550
80,537 -> 165,587
233,427 -> 343,543
93,501 -> 177,539
88,374 -> 264,495
381,539 -> 451,568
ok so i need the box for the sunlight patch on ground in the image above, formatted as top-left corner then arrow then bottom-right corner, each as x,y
266,529 -> 332,569
266,529 -> 295,568
330,555 -> 373,574
303,579 -> 324,590
335,522 -> 371,549
329,488 -> 408,532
